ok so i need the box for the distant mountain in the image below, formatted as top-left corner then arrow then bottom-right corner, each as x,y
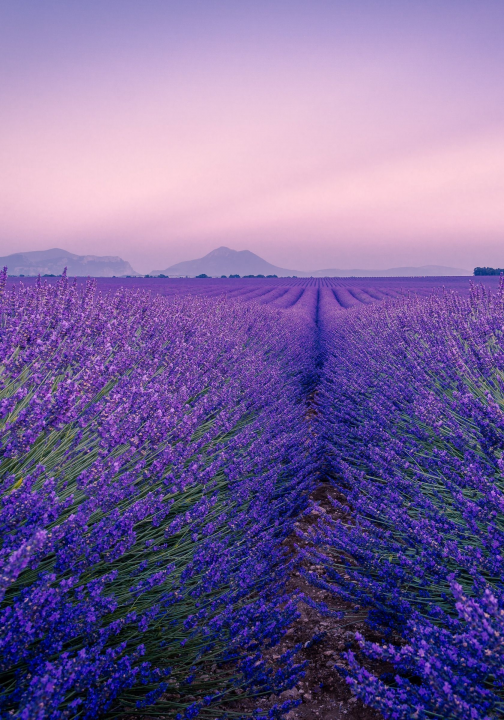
3,246 -> 469,278
0,248 -> 140,277
312,264 -> 472,277
152,247 -> 471,278
152,246 -> 295,277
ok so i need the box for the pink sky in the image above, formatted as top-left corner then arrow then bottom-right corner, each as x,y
1,1 -> 503,273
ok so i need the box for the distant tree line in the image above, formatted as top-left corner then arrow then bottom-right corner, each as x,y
474,267 -> 504,275
147,273 -> 287,279
196,274 -> 280,279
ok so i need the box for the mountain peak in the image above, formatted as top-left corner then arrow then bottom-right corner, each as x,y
205,246 -> 260,259
206,246 -> 235,257
0,248 -> 140,277
154,246 -> 290,277
153,247 -> 471,278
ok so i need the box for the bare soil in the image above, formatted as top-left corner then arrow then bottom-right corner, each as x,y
234,483 -> 386,720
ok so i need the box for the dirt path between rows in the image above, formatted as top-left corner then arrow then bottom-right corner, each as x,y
234,483 -> 385,720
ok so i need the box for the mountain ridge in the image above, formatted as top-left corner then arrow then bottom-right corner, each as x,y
152,246 -> 289,277
0,248 -> 140,277
153,246 -> 471,277
0,246 -> 472,278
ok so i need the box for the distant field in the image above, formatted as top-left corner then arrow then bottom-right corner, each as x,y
6,274 -> 501,310
3,271 -> 504,720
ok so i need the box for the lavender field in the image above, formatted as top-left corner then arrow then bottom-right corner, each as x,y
2,271 -> 504,720
7,275 -> 502,304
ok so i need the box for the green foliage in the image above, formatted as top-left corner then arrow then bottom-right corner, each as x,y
474,266 -> 504,275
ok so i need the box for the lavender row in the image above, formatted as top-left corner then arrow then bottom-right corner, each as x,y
305,282 -> 504,719
0,272 -> 315,719
7,275 -> 502,305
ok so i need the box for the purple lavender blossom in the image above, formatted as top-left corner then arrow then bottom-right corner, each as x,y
0,273 -> 313,718
306,279 -> 504,719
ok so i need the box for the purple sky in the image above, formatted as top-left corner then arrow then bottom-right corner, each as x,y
1,1 -> 503,273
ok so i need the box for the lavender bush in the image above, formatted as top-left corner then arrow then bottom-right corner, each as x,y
305,282 -> 504,718
5,267 -> 504,720
0,272 -> 314,718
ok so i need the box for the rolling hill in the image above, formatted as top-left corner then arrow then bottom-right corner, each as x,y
152,246 -> 471,277
0,248 -> 140,277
